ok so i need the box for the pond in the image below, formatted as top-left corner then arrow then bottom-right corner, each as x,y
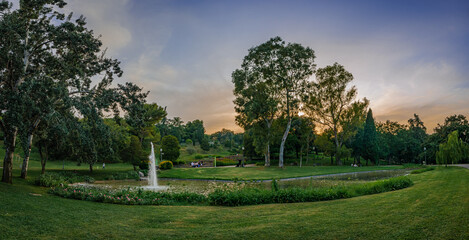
84,169 -> 410,195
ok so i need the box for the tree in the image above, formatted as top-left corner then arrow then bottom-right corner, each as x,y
185,120 -> 205,145
314,131 -> 336,165
0,0 -> 123,183
161,135 -> 180,162
304,63 -> 368,165
435,114 -> 469,144
233,36 -> 316,167
233,77 -> 279,166
436,130 -> 469,166
200,136 -> 210,151
362,109 -> 379,165
122,136 -> 148,171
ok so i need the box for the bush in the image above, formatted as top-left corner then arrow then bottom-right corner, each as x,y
104,171 -> 140,180
208,176 -> 413,206
34,172 -> 95,187
172,159 -> 185,166
256,162 -> 264,166
159,161 -> 173,170
215,158 -> 238,166
194,154 -> 204,160
162,135 -> 181,161
50,186 -> 206,205
186,148 -> 196,155
411,167 -> 435,174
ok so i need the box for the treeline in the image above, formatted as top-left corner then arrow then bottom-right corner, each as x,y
233,37 -> 469,166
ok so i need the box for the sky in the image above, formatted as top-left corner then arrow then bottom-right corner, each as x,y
57,0 -> 469,133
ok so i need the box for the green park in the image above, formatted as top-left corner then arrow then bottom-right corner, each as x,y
1,1 -> 468,239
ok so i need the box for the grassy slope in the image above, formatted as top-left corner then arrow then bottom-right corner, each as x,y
0,167 -> 468,239
159,165 -> 403,180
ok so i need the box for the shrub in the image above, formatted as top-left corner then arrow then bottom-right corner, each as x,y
186,148 -> 196,155
256,162 -> 264,166
411,167 -> 435,174
215,158 -> 238,166
162,135 -> 181,161
34,172 -> 95,187
159,161 -> 173,170
208,176 -> 413,206
104,171 -> 140,180
194,154 -> 204,160
172,159 -> 185,166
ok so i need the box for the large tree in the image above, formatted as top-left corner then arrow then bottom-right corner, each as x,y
362,109 -> 379,165
0,0 -> 124,183
304,63 -> 368,165
233,37 -> 316,167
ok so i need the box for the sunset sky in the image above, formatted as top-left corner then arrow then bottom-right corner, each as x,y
59,0 -> 468,133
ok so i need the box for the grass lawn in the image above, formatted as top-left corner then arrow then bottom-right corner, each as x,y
159,165 -> 403,180
0,166 -> 468,239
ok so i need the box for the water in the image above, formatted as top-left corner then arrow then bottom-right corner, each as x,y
141,142 -> 168,191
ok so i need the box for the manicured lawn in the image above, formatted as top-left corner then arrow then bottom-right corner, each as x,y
0,166 -> 468,239
159,165 -> 403,180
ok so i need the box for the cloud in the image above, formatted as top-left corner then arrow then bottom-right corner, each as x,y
64,0 -> 132,56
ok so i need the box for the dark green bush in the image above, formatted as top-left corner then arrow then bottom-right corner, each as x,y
34,172 -> 95,187
411,167 -> 435,174
159,160 -> 173,170
208,176 -> 413,206
104,171 -> 140,180
194,154 -> 204,160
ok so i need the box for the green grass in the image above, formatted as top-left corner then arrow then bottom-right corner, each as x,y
158,165 -> 403,180
0,166 -> 468,239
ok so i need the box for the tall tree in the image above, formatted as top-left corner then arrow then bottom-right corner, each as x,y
0,0 -> 123,183
233,36 -> 316,167
362,109 -> 379,165
304,63 -> 368,165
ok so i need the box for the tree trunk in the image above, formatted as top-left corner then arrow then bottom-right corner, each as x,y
89,164 -> 93,172
20,133 -> 35,179
330,155 -> 333,165
265,144 -> 271,167
279,118 -> 292,168
38,144 -> 48,174
333,133 -> 342,166
299,145 -> 303,167
2,128 -> 18,184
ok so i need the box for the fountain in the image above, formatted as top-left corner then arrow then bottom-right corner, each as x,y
142,142 -> 168,191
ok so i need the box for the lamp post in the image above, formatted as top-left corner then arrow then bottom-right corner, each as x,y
160,148 -> 163,164
312,146 -> 315,165
424,147 -> 427,165
242,146 -> 245,167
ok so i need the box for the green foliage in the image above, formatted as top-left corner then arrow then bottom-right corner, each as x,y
50,186 -> 206,205
304,63 -> 368,165
161,135 -> 180,161
194,154 -> 205,160
159,160 -> 173,170
362,109 -> 379,164
411,167 -> 435,174
34,172 -> 95,187
200,137 -> 210,151
208,176 -> 413,206
104,171 -> 140,180
121,136 -> 148,169
436,130 -> 469,166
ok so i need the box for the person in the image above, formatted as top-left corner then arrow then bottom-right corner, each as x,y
102,162 -> 105,169
191,162 -> 195,168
